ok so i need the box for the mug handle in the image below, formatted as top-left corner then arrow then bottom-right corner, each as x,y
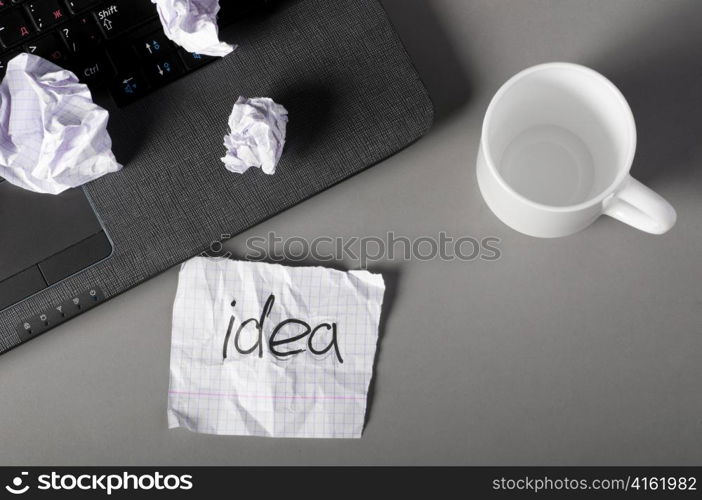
603,175 -> 677,235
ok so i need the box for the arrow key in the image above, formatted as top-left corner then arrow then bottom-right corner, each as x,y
135,31 -> 173,59
143,55 -> 183,88
108,71 -> 148,107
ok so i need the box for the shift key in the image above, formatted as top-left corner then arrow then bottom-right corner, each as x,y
93,0 -> 158,39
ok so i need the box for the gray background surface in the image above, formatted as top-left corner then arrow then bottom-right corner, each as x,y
1,0 -> 700,465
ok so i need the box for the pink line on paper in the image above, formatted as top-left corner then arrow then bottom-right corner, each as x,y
168,390 -> 365,401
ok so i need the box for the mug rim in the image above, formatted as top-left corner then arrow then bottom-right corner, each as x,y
481,62 -> 637,213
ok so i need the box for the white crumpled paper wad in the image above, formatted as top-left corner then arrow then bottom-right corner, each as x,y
168,257 -> 386,438
0,53 -> 122,195
222,96 -> 288,175
152,0 -> 235,57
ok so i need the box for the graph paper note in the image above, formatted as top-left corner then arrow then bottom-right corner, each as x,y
168,257 -> 385,438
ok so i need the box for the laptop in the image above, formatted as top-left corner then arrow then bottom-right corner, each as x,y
0,0 -> 433,355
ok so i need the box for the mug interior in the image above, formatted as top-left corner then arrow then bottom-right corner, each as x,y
484,64 -> 636,208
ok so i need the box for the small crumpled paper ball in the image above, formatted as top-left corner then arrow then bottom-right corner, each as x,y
221,96 -> 288,175
151,0 -> 235,57
0,53 -> 122,195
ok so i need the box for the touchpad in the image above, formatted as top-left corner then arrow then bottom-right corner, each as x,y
0,180 -> 112,309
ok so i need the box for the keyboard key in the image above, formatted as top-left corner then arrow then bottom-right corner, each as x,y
24,32 -> 70,65
135,31 -> 173,59
60,14 -> 102,53
26,0 -> 67,30
0,8 -> 34,47
178,48 -> 215,70
108,70 -> 148,106
143,53 -> 183,87
66,0 -> 100,14
93,0 -> 158,39
71,52 -> 113,84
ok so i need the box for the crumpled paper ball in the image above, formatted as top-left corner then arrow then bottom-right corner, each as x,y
221,96 -> 289,175
152,0 -> 235,57
0,53 -> 122,195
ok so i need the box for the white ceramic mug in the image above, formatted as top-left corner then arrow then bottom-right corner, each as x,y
477,62 -> 676,238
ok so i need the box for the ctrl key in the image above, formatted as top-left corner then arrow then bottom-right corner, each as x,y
108,71 -> 148,106
72,53 -> 113,85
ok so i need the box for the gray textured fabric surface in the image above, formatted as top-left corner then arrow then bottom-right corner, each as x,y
0,0 -> 433,353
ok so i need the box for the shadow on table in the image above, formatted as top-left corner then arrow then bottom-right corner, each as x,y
593,3 -> 702,184
361,265 -> 400,432
381,0 -> 472,124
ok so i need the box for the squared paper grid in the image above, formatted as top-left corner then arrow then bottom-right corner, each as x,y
167,257 -> 385,438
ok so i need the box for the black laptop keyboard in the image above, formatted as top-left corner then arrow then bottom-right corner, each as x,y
0,0 -> 272,313
0,0 -> 269,106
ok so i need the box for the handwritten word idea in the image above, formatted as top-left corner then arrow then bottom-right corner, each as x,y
223,294 -> 343,363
